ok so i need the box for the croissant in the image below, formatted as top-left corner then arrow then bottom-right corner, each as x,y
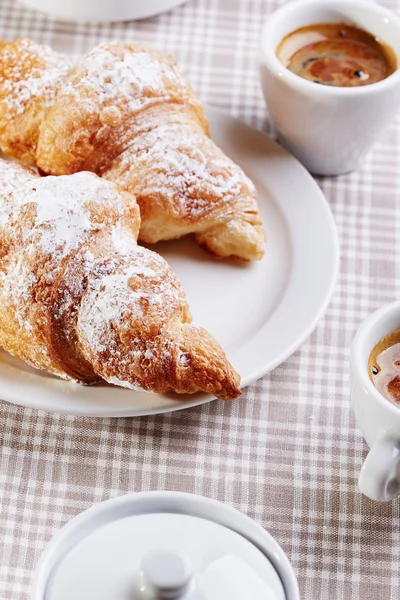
0,158 -> 241,400
0,39 -> 265,261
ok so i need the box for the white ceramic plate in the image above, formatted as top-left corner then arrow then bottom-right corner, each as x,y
0,107 -> 339,417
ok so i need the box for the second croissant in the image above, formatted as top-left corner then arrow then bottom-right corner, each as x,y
0,38 -> 266,261
0,158 -> 241,400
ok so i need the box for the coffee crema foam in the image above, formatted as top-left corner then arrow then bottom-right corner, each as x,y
369,330 -> 400,406
277,22 -> 397,87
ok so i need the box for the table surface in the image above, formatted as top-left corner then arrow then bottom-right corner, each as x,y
1,0 -> 400,598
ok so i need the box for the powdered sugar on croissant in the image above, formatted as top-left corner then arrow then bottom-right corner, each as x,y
0,39 -> 265,261
0,159 -> 241,399
0,38 -> 70,164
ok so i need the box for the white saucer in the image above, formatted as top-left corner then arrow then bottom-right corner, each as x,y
17,0 -> 188,23
0,107 -> 339,416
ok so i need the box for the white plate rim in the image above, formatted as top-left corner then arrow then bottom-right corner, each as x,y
0,107 -> 339,417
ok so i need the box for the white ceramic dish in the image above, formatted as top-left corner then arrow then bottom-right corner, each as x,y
33,492 -> 299,599
0,107 -> 339,417
17,0 -> 188,23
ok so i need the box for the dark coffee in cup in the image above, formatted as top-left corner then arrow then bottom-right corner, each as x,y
277,22 -> 397,87
369,330 -> 400,406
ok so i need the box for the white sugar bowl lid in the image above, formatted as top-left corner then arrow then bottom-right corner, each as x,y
33,492 -> 299,600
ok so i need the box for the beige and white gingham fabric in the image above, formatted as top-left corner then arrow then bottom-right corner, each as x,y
1,0 -> 400,598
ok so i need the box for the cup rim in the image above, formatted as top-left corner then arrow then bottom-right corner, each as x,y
260,0 -> 400,96
351,300 -> 400,418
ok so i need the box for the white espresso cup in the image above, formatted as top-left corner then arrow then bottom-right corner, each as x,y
352,301 -> 400,502
260,0 -> 400,176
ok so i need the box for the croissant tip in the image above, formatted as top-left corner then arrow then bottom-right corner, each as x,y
216,381 -> 242,401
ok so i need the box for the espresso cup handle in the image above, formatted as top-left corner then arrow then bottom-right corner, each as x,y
358,435 -> 400,501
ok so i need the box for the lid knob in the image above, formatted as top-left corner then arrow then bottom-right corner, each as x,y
139,550 -> 194,599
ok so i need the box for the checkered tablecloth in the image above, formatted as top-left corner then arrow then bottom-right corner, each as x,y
1,0 -> 400,598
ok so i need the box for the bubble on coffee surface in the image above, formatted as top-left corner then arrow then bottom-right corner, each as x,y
369,332 -> 400,405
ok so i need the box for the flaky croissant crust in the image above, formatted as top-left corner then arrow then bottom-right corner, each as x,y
0,159 -> 241,400
0,39 -> 266,261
